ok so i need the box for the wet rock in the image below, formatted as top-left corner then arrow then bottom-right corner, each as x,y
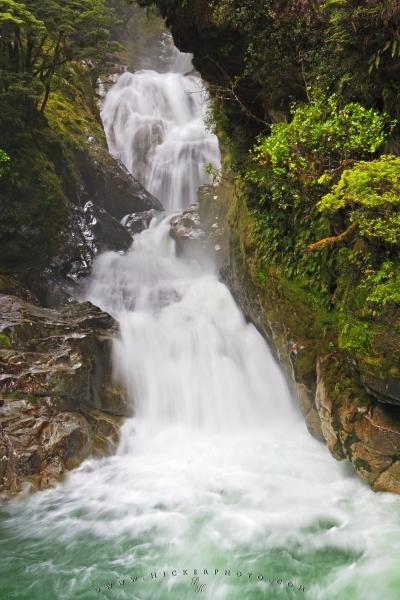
170,203 -> 208,255
374,461 -> 400,494
363,375 -> 400,408
350,443 -> 393,486
40,456 -> 64,490
18,141 -> 163,306
0,427 -> 17,493
46,202 -> 133,289
297,383 -> 324,442
0,295 -> 128,496
123,210 -> 158,235
315,357 -> 400,491
76,145 -> 163,221
354,406 -> 400,457
65,145 -> 162,273
40,412 -> 90,462
315,359 -> 345,460
80,201 -> 133,254
170,201 -> 223,267
0,295 -> 131,417
85,408 -> 123,458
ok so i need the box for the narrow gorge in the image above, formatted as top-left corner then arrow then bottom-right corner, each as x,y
1,3 -> 400,599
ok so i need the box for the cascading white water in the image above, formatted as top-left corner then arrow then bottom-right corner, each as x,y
3,29 -> 400,600
101,63 -> 220,211
87,216 -> 295,433
96,53 -> 289,434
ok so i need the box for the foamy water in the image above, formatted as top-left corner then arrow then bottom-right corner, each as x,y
101,65 -> 220,211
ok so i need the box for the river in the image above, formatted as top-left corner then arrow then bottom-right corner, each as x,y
1,22 -> 400,600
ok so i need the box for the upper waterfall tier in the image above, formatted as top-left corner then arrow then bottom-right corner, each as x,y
101,69 -> 221,212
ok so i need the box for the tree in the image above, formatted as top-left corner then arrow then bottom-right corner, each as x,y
249,94 -> 388,209
319,0 -> 400,117
0,0 -> 121,111
316,155 -> 400,246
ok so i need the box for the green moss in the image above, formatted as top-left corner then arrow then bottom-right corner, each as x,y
46,64 -> 105,147
0,60 -> 107,273
5,391 -> 43,404
0,333 -> 12,349
338,319 -> 372,353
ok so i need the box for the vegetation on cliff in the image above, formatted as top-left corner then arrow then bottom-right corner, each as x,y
0,0 -> 128,272
139,0 -> 400,400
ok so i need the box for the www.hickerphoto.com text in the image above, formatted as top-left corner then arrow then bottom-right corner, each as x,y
95,568 -> 306,594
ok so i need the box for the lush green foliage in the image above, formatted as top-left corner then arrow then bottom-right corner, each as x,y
319,156 -> 400,244
0,1 -> 127,271
0,0 -> 120,111
0,332 -> 11,348
241,96 -> 391,303
250,94 -> 388,205
362,261 -> 400,308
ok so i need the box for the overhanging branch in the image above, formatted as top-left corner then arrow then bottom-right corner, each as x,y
305,223 -> 357,252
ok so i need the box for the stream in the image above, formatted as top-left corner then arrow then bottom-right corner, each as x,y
2,24 -> 400,600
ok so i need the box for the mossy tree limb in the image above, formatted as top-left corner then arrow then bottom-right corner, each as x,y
305,223 -> 357,253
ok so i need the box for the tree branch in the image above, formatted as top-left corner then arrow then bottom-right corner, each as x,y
204,55 -> 269,127
305,223 -> 357,252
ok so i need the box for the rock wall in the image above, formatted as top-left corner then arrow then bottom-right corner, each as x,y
0,294 -> 128,496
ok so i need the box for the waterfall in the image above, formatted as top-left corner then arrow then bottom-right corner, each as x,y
101,66 -> 220,211
3,29 -> 400,600
87,216 -> 295,432
91,52 -> 293,433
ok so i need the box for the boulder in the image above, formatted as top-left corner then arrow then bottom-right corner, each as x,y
18,142 -> 163,306
314,356 -> 400,493
75,145 -> 163,221
44,202 -> 133,291
363,375 -> 400,408
170,201 -> 223,266
170,203 -> 208,253
123,210 -> 158,235
0,294 -> 127,496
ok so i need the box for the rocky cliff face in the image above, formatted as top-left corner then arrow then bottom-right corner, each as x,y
37,140 -> 163,305
0,55 -> 162,301
0,292 -> 128,496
